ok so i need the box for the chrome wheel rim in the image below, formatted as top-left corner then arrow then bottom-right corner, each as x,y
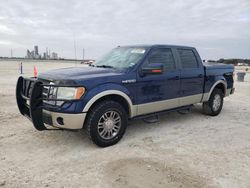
213,94 -> 221,111
97,111 -> 121,140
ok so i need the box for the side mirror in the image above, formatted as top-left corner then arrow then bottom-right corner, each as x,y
141,63 -> 164,76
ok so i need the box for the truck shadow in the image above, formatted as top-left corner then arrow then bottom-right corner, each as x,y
125,104 -> 205,139
29,104 -> 207,148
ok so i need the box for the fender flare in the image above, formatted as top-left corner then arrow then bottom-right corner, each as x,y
82,90 -> 136,118
203,80 -> 227,101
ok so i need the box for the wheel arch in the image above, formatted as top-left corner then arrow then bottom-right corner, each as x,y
82,90 -> 136,118
204,80 -> 227,101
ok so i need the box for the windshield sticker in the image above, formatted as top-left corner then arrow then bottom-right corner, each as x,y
131,48 -> 146,54
129,62 -> 136,67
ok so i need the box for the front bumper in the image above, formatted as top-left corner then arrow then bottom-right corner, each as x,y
43,110 -> 86,129
16,76 -> 86,130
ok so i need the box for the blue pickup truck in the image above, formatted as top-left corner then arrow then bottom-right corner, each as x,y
16,45 -> 234,147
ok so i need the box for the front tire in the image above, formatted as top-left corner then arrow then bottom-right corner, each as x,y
203,88 -> 224,116
85,100 -> 128,147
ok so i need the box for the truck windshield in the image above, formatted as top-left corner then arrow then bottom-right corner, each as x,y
94,47 -> 147,69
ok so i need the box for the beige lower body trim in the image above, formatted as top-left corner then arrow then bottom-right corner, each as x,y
179,94 -> 203,106
202,93 -> 209,102
43,110 -> 86,129
136,94 -> 203,116
137,98 -> 179,116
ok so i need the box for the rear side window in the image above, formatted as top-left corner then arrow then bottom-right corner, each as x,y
145,48 -> 176,70
178,49 -> 198,69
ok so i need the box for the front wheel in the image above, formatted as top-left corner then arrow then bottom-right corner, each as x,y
203,88 -> 224,116
85,100 -> 128,147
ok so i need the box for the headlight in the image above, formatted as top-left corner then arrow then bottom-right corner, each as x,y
57,87 -> 85,100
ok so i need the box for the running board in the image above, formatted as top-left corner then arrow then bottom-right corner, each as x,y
131,105 -> 193,121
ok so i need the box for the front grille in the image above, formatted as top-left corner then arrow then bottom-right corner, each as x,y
22,78 -> 66,107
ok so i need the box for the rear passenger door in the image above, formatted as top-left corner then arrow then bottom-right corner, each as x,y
176,48 -> 204,106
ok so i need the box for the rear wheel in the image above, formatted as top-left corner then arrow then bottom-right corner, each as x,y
203,88 -> 224,116
85,100 -> 128,147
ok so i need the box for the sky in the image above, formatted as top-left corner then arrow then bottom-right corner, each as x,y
0,0 -> 250,60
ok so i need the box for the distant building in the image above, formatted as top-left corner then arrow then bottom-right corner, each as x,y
25,45 -> 60,60
31,51 -> 35,58
26,50 -> 31,59
51,52 -> 58,59
34,46 -> 38,55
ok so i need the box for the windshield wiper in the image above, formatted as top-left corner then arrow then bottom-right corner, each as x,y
95,65 -> 114,68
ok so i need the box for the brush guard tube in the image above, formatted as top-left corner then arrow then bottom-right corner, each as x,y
16,76 -> 47,130
30,80 -> 47,130
16,76 -> 85,131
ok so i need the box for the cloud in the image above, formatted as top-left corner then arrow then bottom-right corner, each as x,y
0,25 -> 16,35
0,0 -> 249,59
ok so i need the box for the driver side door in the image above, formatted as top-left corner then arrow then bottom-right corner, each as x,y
136,47 -> 181,115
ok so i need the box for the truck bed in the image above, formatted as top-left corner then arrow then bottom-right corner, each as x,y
204,62 -> 234,76
204,62 -> 234,70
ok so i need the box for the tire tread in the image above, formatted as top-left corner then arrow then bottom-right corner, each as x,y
85,100 -> 127,147
203,88 -> 224,116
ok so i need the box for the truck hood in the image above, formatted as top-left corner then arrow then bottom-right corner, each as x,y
38,66 -> 124,83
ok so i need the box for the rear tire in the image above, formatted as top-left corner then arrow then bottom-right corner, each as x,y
85,100 -> 128,147
203,88 -> 224,116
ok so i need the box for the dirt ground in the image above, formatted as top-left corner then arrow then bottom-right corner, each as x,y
0,60 -> 250,188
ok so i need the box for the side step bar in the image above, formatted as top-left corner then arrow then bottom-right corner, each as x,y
131,105 -> 193,121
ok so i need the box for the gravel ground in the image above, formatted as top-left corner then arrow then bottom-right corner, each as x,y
0,60 -> 250,188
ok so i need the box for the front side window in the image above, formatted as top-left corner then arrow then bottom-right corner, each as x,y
94,47 -> 147,69
177,49 -> 198,69
144,48 -> 176,71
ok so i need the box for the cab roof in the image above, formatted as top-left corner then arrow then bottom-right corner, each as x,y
118,44 -> 195,49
